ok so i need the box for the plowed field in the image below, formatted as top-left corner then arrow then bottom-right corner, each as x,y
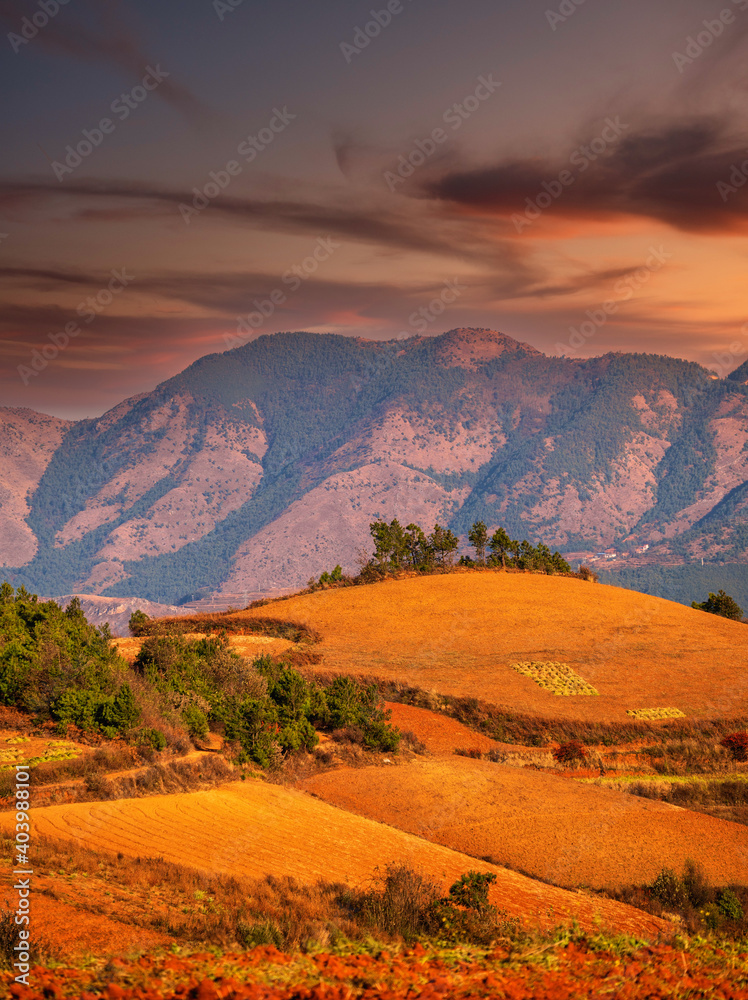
0,783 -> 665,937
224,574 -> 748,720
301,757 -> 748,889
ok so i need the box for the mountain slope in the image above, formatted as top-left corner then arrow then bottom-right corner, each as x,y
2,328 -> 748,603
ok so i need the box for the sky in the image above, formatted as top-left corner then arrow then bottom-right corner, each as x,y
1,0 -> 747,418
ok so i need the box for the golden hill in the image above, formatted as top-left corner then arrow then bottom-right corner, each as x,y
0,781 -> 665,937
223,572 -> 748,721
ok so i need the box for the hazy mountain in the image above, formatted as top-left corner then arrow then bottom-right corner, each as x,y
2,328 -> 747,605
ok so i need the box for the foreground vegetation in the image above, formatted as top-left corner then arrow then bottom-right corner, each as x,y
3,836 -> 748,998
0,583 -> 399,770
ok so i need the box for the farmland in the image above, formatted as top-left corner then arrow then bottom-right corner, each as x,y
0,781 -> 665,937
222,572 -> 748,721
2,571 -> 747,996
301,755 -> 748,890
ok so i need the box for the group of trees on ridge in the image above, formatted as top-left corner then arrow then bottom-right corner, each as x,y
312,520 -> 572,587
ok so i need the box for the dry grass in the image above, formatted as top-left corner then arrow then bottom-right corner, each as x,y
512,662 -> 599,697
627,708 -> 687,721
301,756 -> 748,892
214,573 -> 748,722
0,781 -> 665,937
114,633 -> 294,663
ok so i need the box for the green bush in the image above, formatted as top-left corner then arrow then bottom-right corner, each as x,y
692,589 -> 743,621
136,727 -> 167,751
718,888 -> 744,922
182,704 -> 209,740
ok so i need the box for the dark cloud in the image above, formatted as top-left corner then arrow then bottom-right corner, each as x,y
0,176 -> 525,269
424,118 -> 748,232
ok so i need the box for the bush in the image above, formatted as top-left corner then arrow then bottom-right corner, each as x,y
718,888 -> 744,922
650,866 -> 688,909
721,731 -> 748,761
135,727 -> 167,751
182,704 -> 209,740
692,589 -> 743,621
552,740 -> 588,764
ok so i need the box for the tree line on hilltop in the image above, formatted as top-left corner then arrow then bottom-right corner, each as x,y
368,518 -> 572,575
312,519 -> 573,588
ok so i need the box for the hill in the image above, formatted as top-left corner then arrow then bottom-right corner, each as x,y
301,756 -> 748,890
224,572 -> 748,721
2,328 -> 748,605
0,781 -> 665,937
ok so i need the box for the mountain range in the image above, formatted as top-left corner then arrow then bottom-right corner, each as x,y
2,328 -> 748,608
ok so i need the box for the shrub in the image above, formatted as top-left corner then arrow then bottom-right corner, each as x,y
650,866 -> 688,909
721,731 -> 748,762
577,565 -> 599,582
718,888 -> 744,922
692,589 -> 743,621
182,704 -> 209,740
446,870 -> 496,911
552,740 -> 588,764
135,727 -> 167,751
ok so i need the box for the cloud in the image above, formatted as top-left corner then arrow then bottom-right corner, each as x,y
0,0 -> 208,124
0,176 -> 526,269
423,117 -> 748,233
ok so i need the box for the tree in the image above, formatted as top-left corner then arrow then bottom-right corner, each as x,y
488,527 -> 513,568
430,524 -> 459,567
129,610 -> 151,636
692,590 -> 743,621
468,521 -> 488,564
369,518 -> 408,572
404,523 -> 428,569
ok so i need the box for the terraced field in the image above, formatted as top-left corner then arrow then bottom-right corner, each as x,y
0,782 -> 666,937
213,573 -> 748,721
301,756 -> 748,890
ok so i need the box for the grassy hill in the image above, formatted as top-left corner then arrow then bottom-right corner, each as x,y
209,572 -> 748,722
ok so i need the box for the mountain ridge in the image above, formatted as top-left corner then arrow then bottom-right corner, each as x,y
2,328 -> 747,604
